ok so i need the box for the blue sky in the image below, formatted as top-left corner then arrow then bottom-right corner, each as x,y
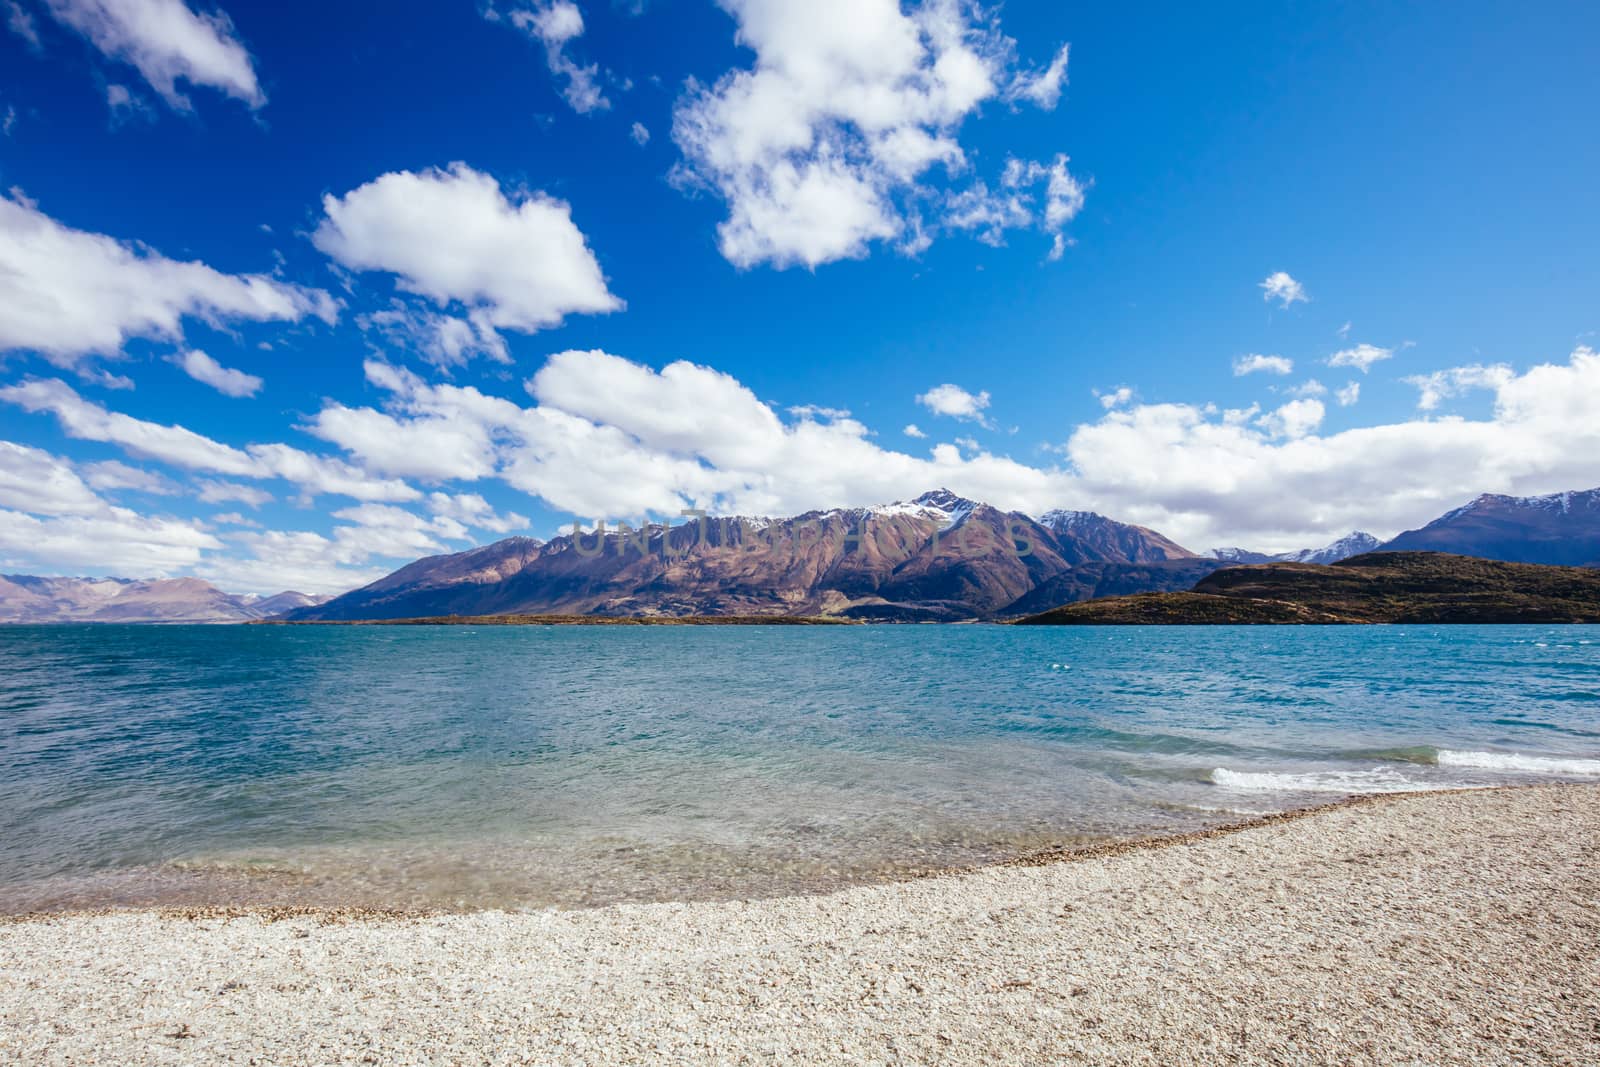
1,0 -> 1597,593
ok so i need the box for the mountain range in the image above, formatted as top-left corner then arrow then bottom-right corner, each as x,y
285,485 -> 1600,622
7,486 -> 1597,624
0,576 -> 330,624
289,492 -> 1207,623
1206,532 -> 1383,566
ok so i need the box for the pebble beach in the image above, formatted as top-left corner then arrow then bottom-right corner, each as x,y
2,784 -> 1597,1065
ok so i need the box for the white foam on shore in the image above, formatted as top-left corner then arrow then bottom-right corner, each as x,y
1183,803 -> 1283,817
1437,750 -> 1600,776
1210,768 -> 1448,794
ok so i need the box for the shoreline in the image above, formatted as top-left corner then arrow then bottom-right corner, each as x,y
0,787 -> 1499,925
3,784 -> 1597,1062
0,784 -> 1574,925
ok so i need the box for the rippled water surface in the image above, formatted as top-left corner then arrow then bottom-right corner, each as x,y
2,624 -> 1598,912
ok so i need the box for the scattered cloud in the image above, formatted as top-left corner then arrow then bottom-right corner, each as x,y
2,105 -> 16,137
194,502 -> 478,594
306,392 -> 501,484
359,305 -> 510,370
312,163 -> 621,358
0,190 -> 337,374
486,0 -> 608,114
21,343 -> 1598,572
1007,43 -> 1070,108
0,378 -> 420,502
902,423 -> 927,439
196,479 -> 271,507
310,345 -> 1600,554
1233,353 -> 1293,376
916,383 -> 992,424
425,491 -> 529,534
41,0 -> 265,110
308,354 -> 1054,521
671,0 -> 1078,268
1404,363 -> 1515,411
82,459 -> 179,494
1259,271 -> 1308,308
5,0 -> 41,49
0,440 -> 220,574
0,505 -> 220,574
1328,343 -> 1394,373
1001,154 -> 1087,260
1097,386 -> 1133,410
1062,346 -> 1600,551
1254,397 -> 1325,440
1336,381 -> 1361,407
172,349 -> 262,397
191,528 -> 402,597
630,120 -> 650,146
0,440 -> 105,515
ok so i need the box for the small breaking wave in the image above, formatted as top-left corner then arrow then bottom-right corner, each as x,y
1436,750 -> 1600,775
1208,767 -> 1445,794
1210,748 -> 1600,795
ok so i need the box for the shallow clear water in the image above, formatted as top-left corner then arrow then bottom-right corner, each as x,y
1,624 -> 1597,913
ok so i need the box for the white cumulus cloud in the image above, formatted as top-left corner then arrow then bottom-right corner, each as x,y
0,190 -> 336,374
312,163 -> 622,357
41,0 -> 265,110
671,0 -> 1079,268
1260,271 -> 1308,308
0,378 -> 420,502
173,348 -> 262,397
487,0 -> 608,114
1404,364 -> 1515,411
0,440 -> 105,515
1233,353 -> 1293,376
1328,343 -> 1394,373
916,382 -> 992,424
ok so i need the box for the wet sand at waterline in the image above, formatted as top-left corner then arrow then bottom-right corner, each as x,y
3,784 -> 1597,1065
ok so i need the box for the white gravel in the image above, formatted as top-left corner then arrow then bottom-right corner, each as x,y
2,784 -> 1597,1065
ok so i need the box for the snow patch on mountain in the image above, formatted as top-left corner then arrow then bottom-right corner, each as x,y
1206,533 -> 1380,566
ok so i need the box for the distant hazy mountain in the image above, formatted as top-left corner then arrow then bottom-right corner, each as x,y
1382,490 -> 1600,567
0,576 -> 332,624
1205,547 -> 1276,565
1277,532 -> 1383,565
291,490 -> 1203,622
1207,532 -> 1381,567
246,591 -> 336,618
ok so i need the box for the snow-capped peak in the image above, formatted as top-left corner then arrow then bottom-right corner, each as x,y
1206,547 -> 1272,563
913,489 -> 979,513
1204,533 -> 1380,566
1273,532 -> 1381,565
1037,509 -> 1106,533
1438,488 -> 1598,524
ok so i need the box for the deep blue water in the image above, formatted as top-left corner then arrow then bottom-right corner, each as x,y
1,624 -> 1598,911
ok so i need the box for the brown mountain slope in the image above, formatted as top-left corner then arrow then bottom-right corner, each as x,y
1016,552 -> 1600,625
291,491 -> 1203,622
999,559 -> 1230,618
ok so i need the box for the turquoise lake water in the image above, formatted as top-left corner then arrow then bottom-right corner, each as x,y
2,624 -> 1598,912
